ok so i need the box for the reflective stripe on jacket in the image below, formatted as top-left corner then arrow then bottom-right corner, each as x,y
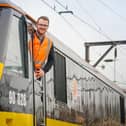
29,33 -> 52,69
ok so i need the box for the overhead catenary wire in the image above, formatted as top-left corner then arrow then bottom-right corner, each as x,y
55,0 -> 68,10
72,14 -> 112,40
74,0 -> 102,31
61,15 -> 87,41
96,0 -> 126,23
54,0 -> 113,41
41,0 -> 56,11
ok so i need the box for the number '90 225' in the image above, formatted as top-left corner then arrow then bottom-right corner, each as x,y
9,90 -> 26,106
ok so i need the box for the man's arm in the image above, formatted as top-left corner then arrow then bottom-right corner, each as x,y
43,44 -> 54,73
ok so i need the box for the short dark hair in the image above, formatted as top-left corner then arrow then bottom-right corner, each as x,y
37,16 -> 49,25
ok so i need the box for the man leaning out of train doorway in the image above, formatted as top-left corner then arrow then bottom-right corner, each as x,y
29,16 -> 54,80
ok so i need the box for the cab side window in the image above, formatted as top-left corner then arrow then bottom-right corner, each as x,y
54,52 -> 67,103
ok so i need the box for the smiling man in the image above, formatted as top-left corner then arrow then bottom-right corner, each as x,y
29,16 -> 54,79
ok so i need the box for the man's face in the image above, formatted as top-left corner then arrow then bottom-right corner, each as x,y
36,18 -> 49,35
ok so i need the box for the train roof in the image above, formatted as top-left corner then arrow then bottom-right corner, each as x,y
0,0 -> 125,96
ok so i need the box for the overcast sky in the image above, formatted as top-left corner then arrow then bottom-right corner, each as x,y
11,0 -> 126,86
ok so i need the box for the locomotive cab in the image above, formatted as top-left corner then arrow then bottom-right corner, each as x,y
0,2 -> 37,126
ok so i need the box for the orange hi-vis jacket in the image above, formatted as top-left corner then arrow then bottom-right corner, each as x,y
29,33 -> 52,70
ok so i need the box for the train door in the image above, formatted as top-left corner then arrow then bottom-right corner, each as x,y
0,9 -> 35,125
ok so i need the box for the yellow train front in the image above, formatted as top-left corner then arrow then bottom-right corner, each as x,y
0,0 -> 126,126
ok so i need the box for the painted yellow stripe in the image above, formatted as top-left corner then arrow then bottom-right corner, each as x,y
47,118 -> 81,126
0,112 -> 33,126
0,62 -> 4,80
0,111 -> 81,126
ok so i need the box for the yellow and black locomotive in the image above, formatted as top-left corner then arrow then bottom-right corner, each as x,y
0,0 -> 126,126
